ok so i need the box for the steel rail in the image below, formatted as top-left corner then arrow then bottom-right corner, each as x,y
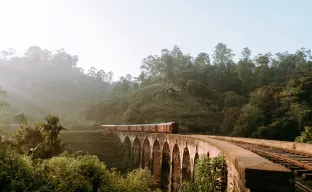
236,143 -> 312,171
295,180 -> 312,192
234,143 -> 312,192
232,140 -> 312,158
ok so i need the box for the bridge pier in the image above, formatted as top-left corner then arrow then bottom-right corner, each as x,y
142,138 -> 151,169
152,140 -> 161,186
171,143 -> 181,192
161,141 -> 171,191
132,138 -> 141,168
182,146 -> 191,183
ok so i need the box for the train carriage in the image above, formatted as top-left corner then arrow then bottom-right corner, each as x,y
157,124 -> 165,132
116,125 -> 129,132
136,125 -> 143,132
102,125 -> 116,131
143,125 -> 150,132
129,125 -> 137,132
102,122 -> 179,134
148,124 -> 156,132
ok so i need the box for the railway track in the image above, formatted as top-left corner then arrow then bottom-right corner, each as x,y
230,141 -> 312,192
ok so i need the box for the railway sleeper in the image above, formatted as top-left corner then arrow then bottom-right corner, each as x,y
296,169 -> 312,176
292,158 -> 312,161
274,161 -> 300,167
280,154 -> 304,158
282,165 -> 302,170
302,173 -> 312,180
293,160 -> 312,163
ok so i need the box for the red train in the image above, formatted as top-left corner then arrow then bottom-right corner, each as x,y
102,122 -> 179,134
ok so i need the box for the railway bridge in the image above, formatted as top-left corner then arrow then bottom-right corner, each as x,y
61,131 -> 300,192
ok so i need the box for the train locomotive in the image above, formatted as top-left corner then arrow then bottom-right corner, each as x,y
102,122 -> 179,134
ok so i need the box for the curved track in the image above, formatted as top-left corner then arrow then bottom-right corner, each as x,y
230,141 -> 312,192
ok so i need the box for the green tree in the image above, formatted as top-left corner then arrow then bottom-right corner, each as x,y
0,86 -> 8,109
194,52 -> 211,71
241,47 -> 252,61
0,147 -> 50,192
14,113 -> 27,124
212,43 -> 235,67
11,115 -> 67,158
295,126 -> 312,143
220,91 -> 245,135
41,115 -> 67,146
123,168 -> 157,192
254,53 -> 272,87
233,103 -> 265,137
41,154 -> 110,192
180,155 -> 227,192
237,47 -> 256,94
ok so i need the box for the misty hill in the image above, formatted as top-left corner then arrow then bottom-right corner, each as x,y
0,46 -> 114,125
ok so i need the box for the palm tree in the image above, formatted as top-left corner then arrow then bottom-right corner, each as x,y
41,115 -> 67,146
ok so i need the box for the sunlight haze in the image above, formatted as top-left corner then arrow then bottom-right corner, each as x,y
2,1 -> 312,191
0,0 -> 311,79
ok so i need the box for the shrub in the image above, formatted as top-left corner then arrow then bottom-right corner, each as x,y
0,147 -> 50,192
123,168 -> 157,192
180,154 -> 227,192
40,154 -> 111,192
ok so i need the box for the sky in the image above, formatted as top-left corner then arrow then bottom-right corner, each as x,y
0,0 -> 311,79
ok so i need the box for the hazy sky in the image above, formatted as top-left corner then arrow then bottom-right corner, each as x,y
0,0 -> 311,79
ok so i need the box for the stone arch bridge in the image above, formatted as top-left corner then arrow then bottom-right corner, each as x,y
61,131 -> 294,192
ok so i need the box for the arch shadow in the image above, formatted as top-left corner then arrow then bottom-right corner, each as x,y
172,144 -> 181,192
182,147 -> 191,183
133,137 -> 141,168
161,142 -> 170,191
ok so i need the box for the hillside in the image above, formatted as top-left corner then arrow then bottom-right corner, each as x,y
0,46 -> 113,125
85,83 -> 222,134
2,44 -> 312,142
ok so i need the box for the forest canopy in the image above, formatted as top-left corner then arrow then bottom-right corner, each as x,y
1,44 -> 312,142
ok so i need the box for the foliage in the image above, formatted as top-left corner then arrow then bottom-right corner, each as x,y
83,44 -> 312,142
10,115 -> 67,158
123,168 -> 157,192
0,86 -> 8,109
295,126 -> 312,143
233,103 -> 265,137
13,112 -> 27,124
0,47 -> 114,126
40,154 -> 110,192
0,147 -> 51,192
2,43 -> 312,142
0,145 -> 159,192
180,154 -> 227,192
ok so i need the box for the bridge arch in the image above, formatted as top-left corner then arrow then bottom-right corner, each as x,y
123,136 -> 131,158
152,139 -> 161,186
172,143 -> 181,192
142,138 -> 151,169
161,141 -> 170,191
122,136 -> 132,171
194,152 -> 199,165
193,152 -> 199,180
133,137 -> 141,168
182,146 -> 191,183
